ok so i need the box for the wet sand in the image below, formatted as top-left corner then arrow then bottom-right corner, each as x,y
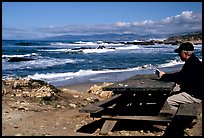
57,82 -> 104,92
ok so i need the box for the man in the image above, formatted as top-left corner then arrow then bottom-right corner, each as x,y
157,42 -> 202,110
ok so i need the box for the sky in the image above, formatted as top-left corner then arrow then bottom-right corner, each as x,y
2,2 -> 202,40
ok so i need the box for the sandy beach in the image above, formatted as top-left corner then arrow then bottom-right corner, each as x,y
57,82 -> 104,93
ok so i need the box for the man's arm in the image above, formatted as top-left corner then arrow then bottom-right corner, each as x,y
156,69 -> 182,83
160,71 -> 182,83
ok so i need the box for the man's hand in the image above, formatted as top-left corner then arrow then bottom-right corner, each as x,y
158,70 -> 165,78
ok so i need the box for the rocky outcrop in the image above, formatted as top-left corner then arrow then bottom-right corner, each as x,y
87,82 -> 114,99
2,77 -> 61,100
2,77 -> 115,111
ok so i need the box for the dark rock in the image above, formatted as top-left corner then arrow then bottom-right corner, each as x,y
8,57 -> 35,62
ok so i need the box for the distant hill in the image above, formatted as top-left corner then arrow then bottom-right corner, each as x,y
42,33 -> 169,41
42,31 -> 202,43
165,31 -> 202,44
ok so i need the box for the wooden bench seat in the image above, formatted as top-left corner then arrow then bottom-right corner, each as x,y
99,103 -> 198,135
79,94 -> 122,113
163,103 -> 198,136
175,103 -> 198,120
102,115 -> 173,122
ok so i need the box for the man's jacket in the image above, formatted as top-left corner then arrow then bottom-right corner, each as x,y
161,54 -> 202,99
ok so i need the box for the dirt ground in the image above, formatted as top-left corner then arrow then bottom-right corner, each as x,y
2,78 -> 202,136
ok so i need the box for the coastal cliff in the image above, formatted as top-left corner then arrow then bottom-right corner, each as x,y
164,31 -> 202,45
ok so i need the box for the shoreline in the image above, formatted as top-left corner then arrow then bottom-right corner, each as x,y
2,64 -> 184,93
57,82 -> 104,92
52,64 -> 184,89
56,65 -> 183,93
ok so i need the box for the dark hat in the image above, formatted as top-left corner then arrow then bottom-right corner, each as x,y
174,42 -> 194,53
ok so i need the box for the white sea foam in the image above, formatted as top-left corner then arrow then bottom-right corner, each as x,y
82,48 -> 116,53
98,43 -> 125,46
38,48 -> 70,52
2,53 -> 38,58
27,69 -> 98,82
25,53 -> 202,84
27,64 -> 152,83
50,41 -> 125,47
194,44 -> 202,49
71,41 -> 97,46
35,60 -> 180,83
158,59 -> 184,68
50,42 -> 71,46
24,55 -> 201,83
116,45 -> 140,50
161,56 -> 203,68
3,58 -> 83,70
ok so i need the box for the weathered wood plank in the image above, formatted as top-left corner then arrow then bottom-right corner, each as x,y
163,103 -> 199,136
102,115 -> 173,122
175,103 -> 198,119
100,120 -> 117,134
103,74 -> 175,93
79,94 -> 122,113
79,106 -> 104,113
92,94 -> 122,107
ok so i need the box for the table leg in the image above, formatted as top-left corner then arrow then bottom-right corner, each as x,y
100,120 -> 117,134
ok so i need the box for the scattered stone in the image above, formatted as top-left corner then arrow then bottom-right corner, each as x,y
73,95 -> 79,98
15,133 -> 23,136
69,103 -> 77,108
107,132 -> 113,135
87,82 -> 113,99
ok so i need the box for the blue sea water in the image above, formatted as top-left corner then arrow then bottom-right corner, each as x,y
2,39 -> 202,86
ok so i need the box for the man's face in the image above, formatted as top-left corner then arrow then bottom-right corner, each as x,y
178,51 -> 186,61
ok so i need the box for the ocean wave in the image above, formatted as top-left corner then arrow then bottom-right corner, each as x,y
82,48 -> 115,53
38,48 -> 70,52
42,46 -> 140,54
3,58 -> 84,70
158,59 -> 184,68
73,41 -> 96,45
50,42 -> 71,46
26,64 -> 153,83
116,45 -> 140,50
21,57 -> 190,84
2,53 -> 39,58
25,57 -> 197,83
50,41 -> 125,47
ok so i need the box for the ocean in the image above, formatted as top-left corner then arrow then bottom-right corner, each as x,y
2,39 -> 202,87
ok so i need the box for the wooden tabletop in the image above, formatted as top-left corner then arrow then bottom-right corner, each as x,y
103,74 -> 175,93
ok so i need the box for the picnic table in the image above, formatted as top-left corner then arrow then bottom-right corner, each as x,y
79,74 -> 198,136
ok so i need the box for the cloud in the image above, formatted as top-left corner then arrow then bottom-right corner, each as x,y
162,11 -> 201,24
2,11 -> 202,39
2,26 -> 34,39
116,20 -> 154,27
113,11 -> 201,35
